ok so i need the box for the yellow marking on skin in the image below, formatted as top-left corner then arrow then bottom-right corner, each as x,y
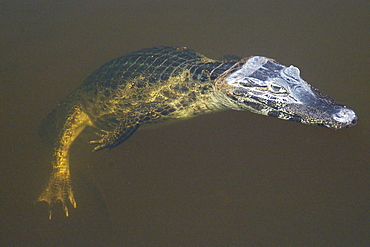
37,106 -> 92,219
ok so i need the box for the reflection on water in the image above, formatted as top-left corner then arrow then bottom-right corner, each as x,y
1,1 -> 369,246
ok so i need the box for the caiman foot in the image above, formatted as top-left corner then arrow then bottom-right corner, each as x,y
89,123 -> 141,152
89,130 -> 112,152
37,169 -> 76,219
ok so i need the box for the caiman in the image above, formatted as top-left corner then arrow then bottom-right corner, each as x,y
37,46 -> 358,219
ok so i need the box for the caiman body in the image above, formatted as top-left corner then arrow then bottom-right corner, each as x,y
37,46 -> 358,218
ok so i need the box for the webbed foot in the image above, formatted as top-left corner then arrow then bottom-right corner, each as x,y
37,169 -> 76,219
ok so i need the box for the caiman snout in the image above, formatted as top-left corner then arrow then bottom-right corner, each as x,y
332,108 -> 358,127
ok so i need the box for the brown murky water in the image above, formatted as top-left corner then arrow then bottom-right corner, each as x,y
1,1 -> 369,246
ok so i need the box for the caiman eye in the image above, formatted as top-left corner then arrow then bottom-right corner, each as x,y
270,84 -> 286,93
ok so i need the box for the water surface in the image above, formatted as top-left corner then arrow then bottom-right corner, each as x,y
1,1 -> 369,246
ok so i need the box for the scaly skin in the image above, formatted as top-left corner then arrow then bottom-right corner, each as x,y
38,106 -> 92,219
37,46 -> 357,218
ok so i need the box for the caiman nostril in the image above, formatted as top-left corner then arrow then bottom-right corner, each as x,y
332,108 -> 357,124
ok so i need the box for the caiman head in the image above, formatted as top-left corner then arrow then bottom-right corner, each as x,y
214,56 -> 358,129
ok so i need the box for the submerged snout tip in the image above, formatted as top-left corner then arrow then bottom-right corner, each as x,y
332,108 -> 358,126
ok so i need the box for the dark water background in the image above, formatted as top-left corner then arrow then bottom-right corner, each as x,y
1,1 -> 369,246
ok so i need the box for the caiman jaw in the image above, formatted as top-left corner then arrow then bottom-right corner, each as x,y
248,93 -> 358,129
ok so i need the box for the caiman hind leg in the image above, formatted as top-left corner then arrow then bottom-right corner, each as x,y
37,105 -> 92,219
